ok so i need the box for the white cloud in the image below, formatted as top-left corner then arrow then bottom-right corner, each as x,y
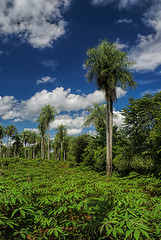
0,96 -> 18,119
88,130 -> 97,136
24,128 -> 39,133
67,128 -> 82,135
36,76 -> 56,85
118,0 -> 140,8
51,114 -> 84,135
0,0 -> 71,48
91,0 -> 114,5
115,38 -> 128,50
129,1 -> 161,71
0,87 -> 126,122
113,110 -> 124,127
116,87 -> 127,98
91,0 -> 141,8
141,89 -> 161,97
116,19 -> 132,24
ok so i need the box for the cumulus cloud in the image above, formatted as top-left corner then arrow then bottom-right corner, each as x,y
113,110 -> 124,127
36,76 -> 56,85
129,1 -> 161,71
0,96 -> 18,119
0,87 -> 126,123
0,0 -> 71,48
50,114 -> 84,135
116,87 -> 127,98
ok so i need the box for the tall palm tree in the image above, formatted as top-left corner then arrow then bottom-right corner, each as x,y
39,105 -> 57,160
6,124 -> 18,157
28,132 -> 37,159
55,125 -> 68,161
37,118 -> 46,159
21,130 -> 30,159
84,39 -> 136,175
12,134 -> 22,158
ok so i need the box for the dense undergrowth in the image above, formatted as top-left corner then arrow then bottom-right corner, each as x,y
0,158 -> 161,239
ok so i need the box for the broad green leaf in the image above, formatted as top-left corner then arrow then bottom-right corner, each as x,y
20,209 -> 25,217
125,229 -> 133,239
140,229 -> 150,239
11,208 -> 19,218
134,229 -> 140,240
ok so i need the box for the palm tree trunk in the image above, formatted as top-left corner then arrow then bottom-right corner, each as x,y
109,98 -> 113,175
33,145 -> 35,159
25,143 -> 27,159
48,127 -> 50,160
7,136 -> 9,157
61,141 -> 63,161
41,135 -> 44,159
106,97 -> 110,176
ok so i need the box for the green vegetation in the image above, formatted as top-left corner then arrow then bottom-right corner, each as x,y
0,40 -> 161,239
1,158 -> 161,240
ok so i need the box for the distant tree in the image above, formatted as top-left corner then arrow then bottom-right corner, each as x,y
37,118 -> 46,159
122,94 -> 155,156
54,125 -> 68,161
12,134 -> 23,158
39,105 -> 57,159
21,130 -> 30,159
83,103 -> 106,147
68,134 -> 91,164
122,92 -> 161,165
6,124 -> 18,157
28,132 -> 37,159
84,39 -> 136,175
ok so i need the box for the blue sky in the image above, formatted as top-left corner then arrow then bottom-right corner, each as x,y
0,0 -> 161,137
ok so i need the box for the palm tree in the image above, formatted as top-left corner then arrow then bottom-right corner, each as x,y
84,39 -> 136,175
0,125 -> 5,168
21,130 -> 30,159
12,134 -> 22,158
55,125 -> 68,161
6,124 -> 18,157
39,105 -> 57,160
28,132 -> 37,159
37,118 -> 46,159
83,103 -> 106,146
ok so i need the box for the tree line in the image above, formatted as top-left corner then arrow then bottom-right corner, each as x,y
1,90 -> 161,176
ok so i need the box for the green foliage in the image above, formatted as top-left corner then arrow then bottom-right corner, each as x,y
67,134 -> 91,164
83,103 -> 106,147
1,158 -> 161,239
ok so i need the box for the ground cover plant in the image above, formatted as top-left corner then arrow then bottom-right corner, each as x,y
0,158 -> 161,239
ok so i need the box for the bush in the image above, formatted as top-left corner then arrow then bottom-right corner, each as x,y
113,151 -> 131,175
131,154 -> 155,173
